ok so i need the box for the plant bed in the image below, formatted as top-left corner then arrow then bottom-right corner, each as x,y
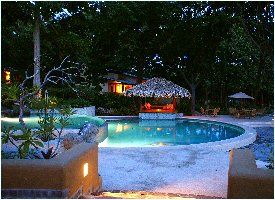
1,142 -> 102,199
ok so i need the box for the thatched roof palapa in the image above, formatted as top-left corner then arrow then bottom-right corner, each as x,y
123,77 -> 191,98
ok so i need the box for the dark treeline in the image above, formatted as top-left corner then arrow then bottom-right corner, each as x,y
1,1 -> 274,113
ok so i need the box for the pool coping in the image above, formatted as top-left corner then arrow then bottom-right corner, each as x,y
4,115 -> 255,152
98,115 -> 257,151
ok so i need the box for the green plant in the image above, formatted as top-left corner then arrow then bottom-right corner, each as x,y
31,96 -> 75,157
2,95 -> 75,159
1,82 -> 19,108
30,96 -> 59,142
265,144 -> 274,169
176,99 -> 191,115
59,98 -> 91,108
40,147 -> 57,159
2,126 -> 44,159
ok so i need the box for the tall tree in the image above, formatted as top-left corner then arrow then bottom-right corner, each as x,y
33,2 -> 41,88
160,2 -> 231,114
231,1 -> 274,103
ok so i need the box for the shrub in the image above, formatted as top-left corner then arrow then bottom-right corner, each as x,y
1,82 -> 19,109
177,99 -> 191,115
59,98 -> 91,108
2,96 -> 75,159
265,143 -> 274,169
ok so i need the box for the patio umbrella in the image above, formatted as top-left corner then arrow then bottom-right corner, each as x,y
123,77 -> 191,98
228,92 -> 254,99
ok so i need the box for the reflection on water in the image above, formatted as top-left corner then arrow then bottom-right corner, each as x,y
102,119 -> 244,147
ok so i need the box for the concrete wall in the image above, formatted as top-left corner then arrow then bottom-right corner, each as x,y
1,143 -> 102,199
97,121 -> 108,143
74,106 -> 96,116
228,148 -> 274,199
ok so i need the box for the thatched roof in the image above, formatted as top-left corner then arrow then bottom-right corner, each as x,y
228,92 -> 254,99
123,77 -> 191,98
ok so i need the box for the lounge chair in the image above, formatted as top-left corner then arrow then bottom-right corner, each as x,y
169,104 -> 174,110
250,109 -> 257,118
212,107 -> 220,117
163,104 -> 169,110
144,103 -> 151,110
200,107 -> 205,115
229,107 -> 237,115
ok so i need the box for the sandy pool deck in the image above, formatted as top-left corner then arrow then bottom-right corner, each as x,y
98,115 -> 273,198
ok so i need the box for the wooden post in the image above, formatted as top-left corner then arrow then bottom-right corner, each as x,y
173,97 -> 177,111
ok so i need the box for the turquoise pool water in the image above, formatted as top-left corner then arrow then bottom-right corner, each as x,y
99,119 -> 244,147
1,115 -> 105,129
1,116 -> 245,148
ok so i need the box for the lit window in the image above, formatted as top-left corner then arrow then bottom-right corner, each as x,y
116,84 -> 122,93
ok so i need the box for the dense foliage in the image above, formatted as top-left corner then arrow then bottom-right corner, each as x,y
47,86 -> 140,115
2,97 -> 74,159
1,1 -> 274,113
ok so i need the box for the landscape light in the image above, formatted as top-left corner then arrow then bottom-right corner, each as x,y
84,163 -> 88,177
4,70 -> 10,82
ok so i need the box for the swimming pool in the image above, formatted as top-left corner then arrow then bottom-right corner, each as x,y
1,114 -> 105,129
2,115 -> 253,149
99,118 -> 245,147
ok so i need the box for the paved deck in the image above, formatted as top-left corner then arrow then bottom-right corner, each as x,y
95,115 -> 273,199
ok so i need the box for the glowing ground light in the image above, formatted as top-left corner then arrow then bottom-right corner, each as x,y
84,163 -> 88,177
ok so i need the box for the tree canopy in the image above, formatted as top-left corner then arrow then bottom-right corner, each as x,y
1,1 -> 274,110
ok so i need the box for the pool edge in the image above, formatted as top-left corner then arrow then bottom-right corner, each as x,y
98,116 -> 257,151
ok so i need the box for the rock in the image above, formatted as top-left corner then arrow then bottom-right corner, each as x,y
78,123 -> 99,142
62,132 -> 84,144
61,123 -> 100,145
62,139 -> 75,150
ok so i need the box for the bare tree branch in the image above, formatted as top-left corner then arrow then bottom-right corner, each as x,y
17,56 -> 85,128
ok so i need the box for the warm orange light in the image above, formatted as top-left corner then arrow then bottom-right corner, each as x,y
4,70 -> 10,82
125,85 -> 132,90
116,84 -> 122,93
157,128 -> 163,131
116,123 -> 123,132
98,191 -> 196,199
84,163 -> 88,177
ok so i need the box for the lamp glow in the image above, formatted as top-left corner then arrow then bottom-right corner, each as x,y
116,123 -> 123,132
4,70 -> 10,82
84,163 -> 88,177
116,84 -> 122,93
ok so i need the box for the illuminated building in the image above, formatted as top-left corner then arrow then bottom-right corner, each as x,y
100,71 -> 147,94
